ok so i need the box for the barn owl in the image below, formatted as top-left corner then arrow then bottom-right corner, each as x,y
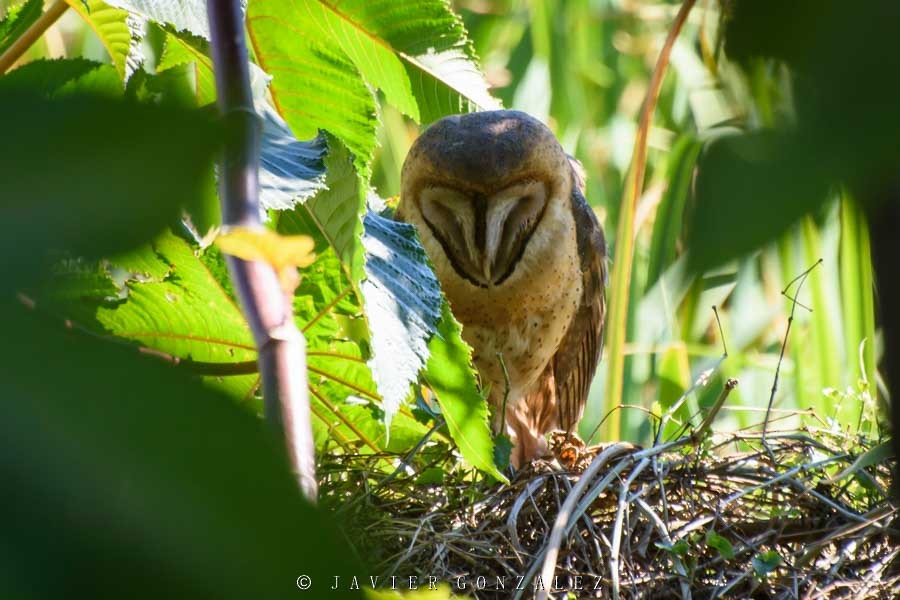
398,110 -> 607,467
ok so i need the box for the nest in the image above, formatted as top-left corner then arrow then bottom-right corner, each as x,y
320,428 -> 898,599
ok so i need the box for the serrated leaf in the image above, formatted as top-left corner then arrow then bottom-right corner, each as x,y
0,0 -> 41,56
247,0 -> 499,172
257,102 -> 329,212
426,302 -> 506,482
310,0 -> 500,122
38,231 -> 259,400
361,211 -> 443,429
0,58 -> 121,96
247,0 -> 377,175
0,90 -> 220,291
158,32 -> 329,213
105,0 -> 213,38
157,30 -> 216,104
64,0 -> 137,81
1,303 -> 362,597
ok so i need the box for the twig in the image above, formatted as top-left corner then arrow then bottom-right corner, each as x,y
691,378 -> 738,442
0,0 -> 69,74
711,304 -> 728,354
207,0 -> 316,501
651,305 -> 730,446
610,458 -> 652,600
763,259 -> 822,446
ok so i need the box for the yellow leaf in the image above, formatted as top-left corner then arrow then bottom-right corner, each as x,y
215,228 -> 316,269
215,227 -> 316,293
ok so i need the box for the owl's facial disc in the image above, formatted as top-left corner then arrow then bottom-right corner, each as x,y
419,181 -> 547,287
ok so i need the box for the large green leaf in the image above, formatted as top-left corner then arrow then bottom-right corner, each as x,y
246,0 -> 498,172
0,303 -> 362,599
425,302 -> 506,482
157,30 -> 216,103
0,0 -> 41,56
105,0 -> 212,38
361,211 -> 443,428
37,232 -> 259,400
0,58 -> 120,96
157,32 -> 329,213
0,88 -> 220,290
0,52 -> 361,596
65,0 -> 141,81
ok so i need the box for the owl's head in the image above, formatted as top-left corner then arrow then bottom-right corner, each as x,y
398,110 -> 576,289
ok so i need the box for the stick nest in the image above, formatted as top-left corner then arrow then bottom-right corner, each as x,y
320,430 -> 898,599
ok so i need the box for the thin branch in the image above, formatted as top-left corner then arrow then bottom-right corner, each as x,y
207,0 -> 317,501
763,259 -> 822,444
0,0 -> 68,74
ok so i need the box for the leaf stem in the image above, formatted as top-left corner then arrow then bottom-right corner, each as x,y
207,0 -> 317,501
0,0 -> 69,75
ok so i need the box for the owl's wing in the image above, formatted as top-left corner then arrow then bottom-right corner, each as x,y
551,159 -> 607,432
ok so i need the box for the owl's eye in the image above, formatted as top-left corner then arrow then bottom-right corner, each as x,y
486,181 -> 547,284
418,187 -> 484,285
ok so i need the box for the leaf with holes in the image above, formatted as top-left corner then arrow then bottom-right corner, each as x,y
36,230 -> 259,401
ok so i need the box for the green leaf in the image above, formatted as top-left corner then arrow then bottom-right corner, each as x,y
257,102 -> 329,212
247,0 -> 499,172
361,211 -> 443,428
158,32 -> 329,213
752,550 -> 782,577
839,195 -> 878,428
646,135 -> 701,291
0,302 -> 363,599
0,58 -> 121,96
0,90 -> 220,292
0,0 -> 41,56
247,1 -> 376,175
38,232 -> 259,400
105,0 -> 211,38
157,30 -> 216,104
828,441 -> 892,484
425,302 -> 506,482
65,0 -> 138,81
705,530 -> 735,561
687,132 -> 829,274
336,0 -> 500,122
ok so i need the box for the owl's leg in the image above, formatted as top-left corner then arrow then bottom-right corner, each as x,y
504,379 -> 557,469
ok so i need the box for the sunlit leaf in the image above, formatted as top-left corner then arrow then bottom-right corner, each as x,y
105,0 -> 213,38
246,0 -> 498,172
425,303 -> 506,482
64,0 -> 140,81
216,227 -> 316,291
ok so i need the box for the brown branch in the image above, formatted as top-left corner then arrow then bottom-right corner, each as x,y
0,0 -> 68,74
207,0 -> 317,501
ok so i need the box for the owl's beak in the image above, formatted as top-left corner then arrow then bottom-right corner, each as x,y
481,189 -> 547,286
